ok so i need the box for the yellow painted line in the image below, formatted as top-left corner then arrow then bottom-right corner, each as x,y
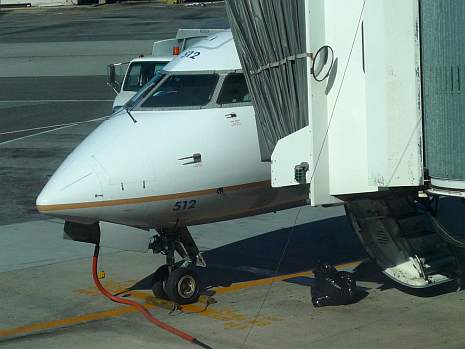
0,260 -> 362,338
215,270 -> 313,294
123,292 -> 283,328
36,180 -> 271,212
0,305 -> 141,338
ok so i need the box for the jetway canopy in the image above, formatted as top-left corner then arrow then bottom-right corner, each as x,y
225,0 -> 309,161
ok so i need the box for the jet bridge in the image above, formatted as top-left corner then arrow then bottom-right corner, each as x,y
225,0 -> 465,288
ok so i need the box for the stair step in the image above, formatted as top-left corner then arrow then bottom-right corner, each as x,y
385,196 -> 417,217
397,214 -> 435,237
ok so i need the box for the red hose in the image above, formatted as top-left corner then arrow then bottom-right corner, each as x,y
92,244 -> 212,349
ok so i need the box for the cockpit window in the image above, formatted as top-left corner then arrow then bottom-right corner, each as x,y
125,72 -> 166,110
217,73 -> 251,105
141,74 -> 218,108
123,61 -> 167,92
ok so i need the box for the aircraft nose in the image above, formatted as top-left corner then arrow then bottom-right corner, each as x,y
36,158 -> 102,218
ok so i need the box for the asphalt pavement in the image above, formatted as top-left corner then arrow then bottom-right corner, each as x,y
0,2 -> 228,43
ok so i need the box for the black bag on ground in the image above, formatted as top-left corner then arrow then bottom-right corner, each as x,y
310,262 -> 359,307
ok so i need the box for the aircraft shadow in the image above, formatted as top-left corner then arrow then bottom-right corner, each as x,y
127,214 -> 461,298
199,215 -> 367,288
128,215 -> 374,292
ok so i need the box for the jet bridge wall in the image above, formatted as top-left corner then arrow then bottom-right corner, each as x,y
227,0 -> 424,206
420,0 -> 465,190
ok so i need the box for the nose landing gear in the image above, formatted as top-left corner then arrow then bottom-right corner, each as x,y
165,267 -> 200,304
149,226 -> 205,304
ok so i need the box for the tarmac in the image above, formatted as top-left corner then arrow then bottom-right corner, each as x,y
1,3 -> 465,349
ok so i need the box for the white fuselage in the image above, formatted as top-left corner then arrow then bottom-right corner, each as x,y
36,107 -> 307,228
36,31 -> 308,229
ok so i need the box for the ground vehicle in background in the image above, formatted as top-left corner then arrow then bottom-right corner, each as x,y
107,28 -> 223,112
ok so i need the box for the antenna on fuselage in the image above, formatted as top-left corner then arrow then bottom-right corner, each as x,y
125,106 -> 137,123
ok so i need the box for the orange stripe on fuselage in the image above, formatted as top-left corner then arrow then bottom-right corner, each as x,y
36,180 -> 271,212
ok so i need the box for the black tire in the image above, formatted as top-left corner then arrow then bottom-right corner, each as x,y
151,265 -> 169,299
165,267 -> 200,305
152,280 -> 168,299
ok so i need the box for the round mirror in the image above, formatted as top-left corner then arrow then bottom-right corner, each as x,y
312,45 -> 334,82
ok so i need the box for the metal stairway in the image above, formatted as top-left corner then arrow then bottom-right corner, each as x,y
345,191 -> 460,288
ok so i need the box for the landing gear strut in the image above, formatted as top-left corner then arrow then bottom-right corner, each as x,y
149,226 -> 206,304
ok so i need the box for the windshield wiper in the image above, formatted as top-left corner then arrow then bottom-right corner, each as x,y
121,73 -> 167,123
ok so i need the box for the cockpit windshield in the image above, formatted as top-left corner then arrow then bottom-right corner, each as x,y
125,72 -> 166,110
140,74 -> 218,108
123,61 -> 166,92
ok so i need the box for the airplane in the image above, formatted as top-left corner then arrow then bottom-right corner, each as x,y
36,30 -> 309,305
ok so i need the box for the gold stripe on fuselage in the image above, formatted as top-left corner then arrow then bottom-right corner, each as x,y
36,180 -> 271,212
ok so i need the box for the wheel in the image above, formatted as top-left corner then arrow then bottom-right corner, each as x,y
165,267 -> 200,304
151,265 -> 169,299
152,280 -> 167,299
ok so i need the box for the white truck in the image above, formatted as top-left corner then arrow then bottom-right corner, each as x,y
107,28 -> 223,112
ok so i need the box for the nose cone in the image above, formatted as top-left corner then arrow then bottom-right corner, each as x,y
36,158 -> 102,219
36,114 -> 133,222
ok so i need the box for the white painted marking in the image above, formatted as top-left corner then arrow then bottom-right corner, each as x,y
0,125 -> 76,146
0,116 -> 106,136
